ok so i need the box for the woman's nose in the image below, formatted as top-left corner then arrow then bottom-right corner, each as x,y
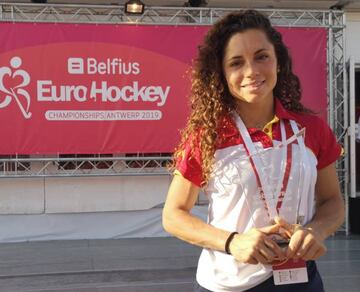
243,61 -> 259,77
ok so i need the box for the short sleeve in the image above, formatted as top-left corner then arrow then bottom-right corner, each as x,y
175,134 -> 203,187
316,118 -> 342,169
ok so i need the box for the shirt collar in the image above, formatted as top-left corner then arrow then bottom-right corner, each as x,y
274,98 -> 296,120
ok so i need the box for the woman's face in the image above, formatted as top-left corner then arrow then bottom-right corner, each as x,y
222,29 -> 278,107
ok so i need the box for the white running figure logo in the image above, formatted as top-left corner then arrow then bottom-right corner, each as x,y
0,56 -> 31,119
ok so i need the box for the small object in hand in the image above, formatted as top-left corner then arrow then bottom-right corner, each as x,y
266,233 -> 289,265
267,233 -> 289,248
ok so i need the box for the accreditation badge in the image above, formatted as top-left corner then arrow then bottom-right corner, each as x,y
273,259 -> 308,285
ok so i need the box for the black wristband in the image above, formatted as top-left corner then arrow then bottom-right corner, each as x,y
225,231 -> 238,255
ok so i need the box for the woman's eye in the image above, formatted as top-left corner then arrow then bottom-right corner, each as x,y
257,54 -> 269,60
230,61 -> 243,67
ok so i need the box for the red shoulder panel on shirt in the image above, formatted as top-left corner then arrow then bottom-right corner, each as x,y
287,112 -> 342,169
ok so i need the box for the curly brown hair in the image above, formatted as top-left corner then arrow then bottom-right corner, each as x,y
173,10 -> 308,187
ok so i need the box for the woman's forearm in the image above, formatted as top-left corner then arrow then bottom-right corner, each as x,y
162,208 -> 231,251
305,163 -> 345,242
305,195 -> 345,241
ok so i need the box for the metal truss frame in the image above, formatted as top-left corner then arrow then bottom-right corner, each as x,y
0,2 -> 348,217
0,155 -> 172,177
0,3 -> 344,28
326,12 -> 348,234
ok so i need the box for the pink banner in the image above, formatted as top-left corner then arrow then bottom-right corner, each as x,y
0,23 -> 326,154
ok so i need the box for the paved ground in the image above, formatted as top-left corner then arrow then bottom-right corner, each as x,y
0,234 -> 359,292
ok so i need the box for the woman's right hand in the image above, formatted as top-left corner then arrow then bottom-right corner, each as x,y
228,224 -> 287,265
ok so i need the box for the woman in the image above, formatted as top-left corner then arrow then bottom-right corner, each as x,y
162,10 -> 344,292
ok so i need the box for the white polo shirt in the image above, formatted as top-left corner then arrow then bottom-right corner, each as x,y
176,99 -> 341,292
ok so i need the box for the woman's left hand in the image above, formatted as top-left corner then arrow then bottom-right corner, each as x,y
274,217 -> 327,261
274,162 -> 345,262
286,226 -> 327,261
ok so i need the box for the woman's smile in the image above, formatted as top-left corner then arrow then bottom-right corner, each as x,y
241,79 -> 266,90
